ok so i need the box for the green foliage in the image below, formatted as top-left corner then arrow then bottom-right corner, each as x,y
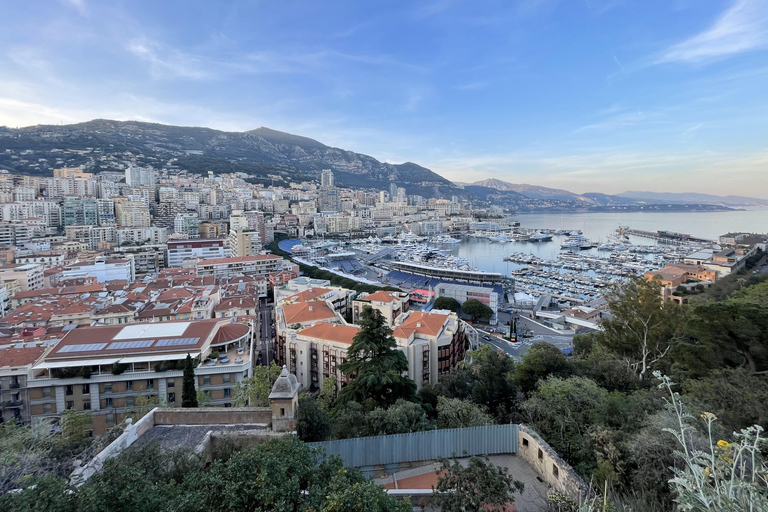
181,354 -> 198,408
365,399 -> 429,436
467,345 -> 518,422
434,296 -> 461,312
296,393 -> 332,442
523,376 -> 609,471
461,299 -> 494,321
436,396 -> 493,429
337,306 -> 417,409
433,455 -> 525,512
514,341 -> 572,394
111,362 -> 127,375
598,278 -> 682,380
232,361 -> 282,407
318,374 -> 337,411
195,389 -> 212,408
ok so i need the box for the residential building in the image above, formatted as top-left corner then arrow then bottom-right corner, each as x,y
352,290 -> 409,327
62,197 -> 98,227
167,239 -> 226,268
0,263 -> 44,291
0,345 -> 48,425
27,320 -> 251,434
62,258 -> 135,284
195,255 -> 291,279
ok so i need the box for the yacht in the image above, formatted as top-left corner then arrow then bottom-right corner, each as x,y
561,235 -> 593,249
529,231 -> 553,242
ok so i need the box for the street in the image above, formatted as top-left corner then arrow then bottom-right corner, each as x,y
254,297 -> 275,365
477,308 -> 575,360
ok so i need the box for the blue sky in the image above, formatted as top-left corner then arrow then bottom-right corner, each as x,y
1,0 -> 767,197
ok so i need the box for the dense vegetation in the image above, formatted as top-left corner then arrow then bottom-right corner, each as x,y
295,275 -> 768,510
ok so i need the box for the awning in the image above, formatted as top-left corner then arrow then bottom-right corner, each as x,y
33,358 -> 121,370
117,353 -> 200,364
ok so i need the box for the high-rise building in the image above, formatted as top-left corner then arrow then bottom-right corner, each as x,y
227,228 -> 263,258
389,182 -> 398,202
125,166 -> 156,188
114,199 -> 150,228
62,197 -> 99,227
321,169 -> 334,188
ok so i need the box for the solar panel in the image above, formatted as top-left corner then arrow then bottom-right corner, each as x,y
113,323 -> 189,340
108,340 -> 155,350
154,337 -> 200,347
58,343 -> 108,353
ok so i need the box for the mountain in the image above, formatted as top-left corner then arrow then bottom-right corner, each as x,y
619,191 -> 768,208
0,119 -> 454,195
465,179 -> 638,206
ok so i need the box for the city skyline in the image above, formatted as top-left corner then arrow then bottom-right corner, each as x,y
2,0 -> 768,197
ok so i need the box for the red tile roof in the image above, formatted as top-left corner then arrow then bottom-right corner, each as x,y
282,301 -> 336,325
0,346 -> 47,368
298,323 -> 359,346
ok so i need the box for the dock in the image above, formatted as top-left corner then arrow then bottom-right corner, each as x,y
624,228 -> 713,245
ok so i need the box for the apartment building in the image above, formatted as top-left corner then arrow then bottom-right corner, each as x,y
0,345 -> 47,424
166,239 -> 226,268
352,290 -> 409,327
62,258 -> 135,284
27,320 -> 251,434
195,255 -> 292,279
0,263 -> 45,291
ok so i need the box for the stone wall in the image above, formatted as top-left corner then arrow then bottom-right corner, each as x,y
153,407 -> 272,426
517,424 -> 588,499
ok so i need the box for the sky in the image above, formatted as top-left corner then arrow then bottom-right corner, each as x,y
1,0 -> 768,198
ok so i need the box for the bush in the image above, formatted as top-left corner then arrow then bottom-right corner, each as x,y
111,362 -> 127,375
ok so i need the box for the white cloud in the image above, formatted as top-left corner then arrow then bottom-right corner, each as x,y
656,0 -> 768,64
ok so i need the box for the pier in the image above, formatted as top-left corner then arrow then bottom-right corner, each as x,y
624,228 -> 714,245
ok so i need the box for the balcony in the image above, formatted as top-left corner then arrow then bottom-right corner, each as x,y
2,399 -> 23,408
10,383 -> 20,389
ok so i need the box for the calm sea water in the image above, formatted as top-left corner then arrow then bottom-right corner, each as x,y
443,210 -> 767,275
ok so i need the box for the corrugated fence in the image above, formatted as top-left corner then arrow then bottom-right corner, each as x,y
308,424 -> 518,468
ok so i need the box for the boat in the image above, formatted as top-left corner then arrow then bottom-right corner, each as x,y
529,231 -> 553,242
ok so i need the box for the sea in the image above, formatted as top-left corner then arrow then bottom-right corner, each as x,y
442,210 -> 768,275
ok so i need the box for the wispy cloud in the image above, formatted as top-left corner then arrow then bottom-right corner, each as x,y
656,0 -> 768,64
573,107 -> 667,133
125,39 -> 221,80
681,122 -> 703,135
58,0 -> 86,16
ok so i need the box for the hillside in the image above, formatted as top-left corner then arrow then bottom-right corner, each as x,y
0,119 -> 453,194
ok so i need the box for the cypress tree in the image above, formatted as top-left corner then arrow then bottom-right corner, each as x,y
182,354 -> 198,408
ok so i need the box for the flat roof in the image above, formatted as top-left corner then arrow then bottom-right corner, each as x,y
40,319 -> 223,362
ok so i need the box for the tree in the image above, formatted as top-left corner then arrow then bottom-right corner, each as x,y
436,397 -> 493,429
522,376 -> 609,469
598,278 -> 682,380
232,361 -> 283,407
296,393 -> 332,442
675,301 -> 768,378
681,368 -> 768,430
318,375 -> 337,411
337,306 -> 417,409
467,345 -> 518,422
365,399 -> 428,436
514,341 -> 571,395
461,299 -> 494,322
434,296 -> 461,312
433,455 -> 525,512
181,354 -> 198,408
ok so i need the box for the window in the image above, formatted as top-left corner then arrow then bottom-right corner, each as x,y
126,381 -> 133,391
166,379 -> 175,388
43,388 -> 51,398
538,449 -> 543,460
167,392 -> 176,403
82,384 -> 89,394
66,401 -> 74,410
44,404 -> 52,414
552,465 -> 559,478
223,374 -> 231,383
224,403 -> 232,408
106,414 -> 114,425
126,397 -> 134,407
522,437 -> 529,447
82,401 -> 91,410
203,377 -> 210,386
280,408 -> 285,417
104,397 -> 113,408
146,379 -> 154,390
65,385 -> 73,396
223,388 -> 231,398
104,383 -> 112,393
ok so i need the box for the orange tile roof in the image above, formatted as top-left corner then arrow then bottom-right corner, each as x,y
298,323 -> 360,345
0,346 -> 47,368
360,291 -> 406,303
286,288 -> 332,303
197,255 -> 282,265
282,301 -> 336,325
393,311 -> 447,339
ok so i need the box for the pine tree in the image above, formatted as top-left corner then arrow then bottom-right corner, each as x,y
182,354 -> 198,408
337,306 -> 416,409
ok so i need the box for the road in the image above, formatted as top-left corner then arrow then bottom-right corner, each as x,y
254,297 -> 275,365
477,309 -> 575,359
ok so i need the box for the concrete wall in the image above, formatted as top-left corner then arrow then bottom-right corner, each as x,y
517,424 -> 587,499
